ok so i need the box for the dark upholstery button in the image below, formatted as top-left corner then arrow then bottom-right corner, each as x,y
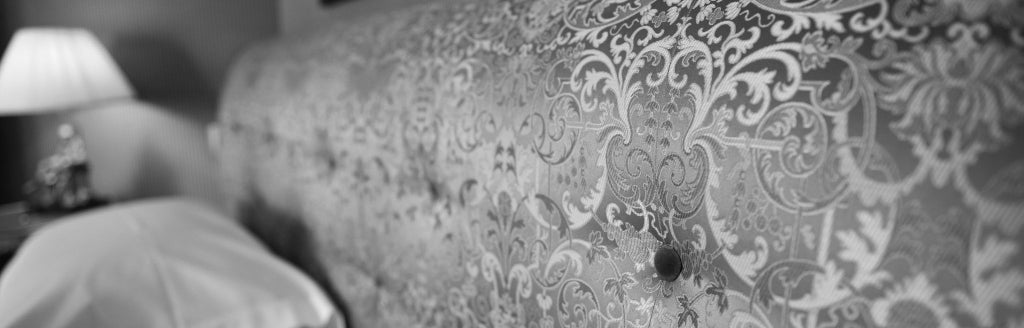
654,246 -> 682,282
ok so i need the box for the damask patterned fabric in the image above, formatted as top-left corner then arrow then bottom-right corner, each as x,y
217,0 -> 1024,327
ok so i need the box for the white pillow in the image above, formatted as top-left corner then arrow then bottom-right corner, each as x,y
0,198 -> 339,328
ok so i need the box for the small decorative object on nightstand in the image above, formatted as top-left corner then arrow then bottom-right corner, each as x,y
22,124 -> 105,212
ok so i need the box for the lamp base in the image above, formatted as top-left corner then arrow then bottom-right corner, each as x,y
22,163 -> 103,214
21,123 -> 102,213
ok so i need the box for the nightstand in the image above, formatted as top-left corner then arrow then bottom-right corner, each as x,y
0,202 -> 67,274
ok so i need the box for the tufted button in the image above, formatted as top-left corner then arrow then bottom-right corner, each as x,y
653,246 -> 682,282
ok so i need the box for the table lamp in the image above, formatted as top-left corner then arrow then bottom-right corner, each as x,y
0,27 -> 134,212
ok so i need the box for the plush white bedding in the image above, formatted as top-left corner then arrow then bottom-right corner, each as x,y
0,198 -> 339,328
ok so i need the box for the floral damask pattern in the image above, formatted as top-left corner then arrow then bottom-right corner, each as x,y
219,0 -> 1024,327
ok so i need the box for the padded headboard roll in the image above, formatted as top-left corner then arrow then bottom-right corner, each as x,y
218,0 -> 1024,327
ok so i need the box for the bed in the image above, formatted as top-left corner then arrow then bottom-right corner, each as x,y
7,0 -> 1024,327
0,199 -> 341,327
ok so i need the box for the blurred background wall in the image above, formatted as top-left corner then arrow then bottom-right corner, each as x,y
0,11 -> 20,203
0,0 -> 277,205
279,0 -> 422,36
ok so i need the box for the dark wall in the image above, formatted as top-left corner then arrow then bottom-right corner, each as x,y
0,0 -> 277,205
0,10 -> 23,203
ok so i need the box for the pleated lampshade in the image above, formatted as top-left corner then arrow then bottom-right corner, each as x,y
0,27 -> 134,115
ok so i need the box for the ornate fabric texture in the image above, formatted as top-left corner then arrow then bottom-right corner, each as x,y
218,0 -> 1024,327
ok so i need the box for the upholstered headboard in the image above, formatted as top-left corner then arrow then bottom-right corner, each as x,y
217,0 -> 1024,327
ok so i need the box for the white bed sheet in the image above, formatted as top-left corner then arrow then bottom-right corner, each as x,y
0,198 -> 338,328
